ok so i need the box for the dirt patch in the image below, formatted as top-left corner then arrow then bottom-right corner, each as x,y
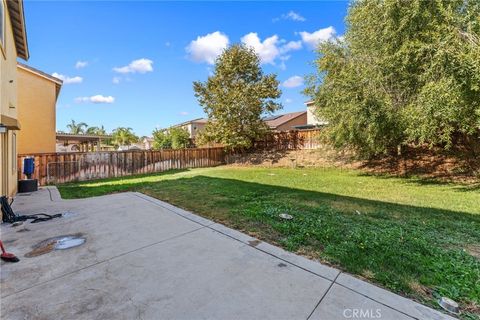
25,242 -> 57,257
226,146 -> 356,169
226,144 -> 480,182
248,240 -> 262,247
465,245 -> 480,260
463,302 -> 480,315
361,270 -> 375,280
25,233 -> 86,258
408,281 -> 433,299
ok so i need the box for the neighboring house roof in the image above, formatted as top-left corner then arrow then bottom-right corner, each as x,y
305,100 -> 315,106
17,63 -> 63,98
6,0 -> 29,60
264,111 -> 307,129
172,118 -> 208,128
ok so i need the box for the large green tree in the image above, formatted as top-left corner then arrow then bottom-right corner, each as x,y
152,127 -> 190,150
170,127 -> 191,149
152,129 -> 171,150
193,44 -> 282,150
111,127 -> 138,147
305,0 -> 480,156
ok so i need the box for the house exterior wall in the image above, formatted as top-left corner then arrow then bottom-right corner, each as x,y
306,103 -> 328,126
307,104 -> 320,125
0,3 -> 20,196
275,113 -> 308,131
190,122 -> 205,138
177,122 -> 206,139
17,66 -> 57,154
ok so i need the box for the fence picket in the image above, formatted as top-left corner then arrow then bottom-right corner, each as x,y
17,129 -> 322,185
18,147 -> 225,185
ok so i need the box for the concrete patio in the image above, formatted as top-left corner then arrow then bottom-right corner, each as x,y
1,187 -> 455,320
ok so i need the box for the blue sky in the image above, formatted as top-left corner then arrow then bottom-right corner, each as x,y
24,1 -> 348,136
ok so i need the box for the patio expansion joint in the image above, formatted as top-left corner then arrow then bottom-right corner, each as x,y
2,225 -> 206,300
220,230 -> 336,282
131,192 -> 339,282
331,281 -> 419,320
131,192 -> 434,320
132,193 -> 346,280
306,271 -> 341,320
130,193 -> 216,227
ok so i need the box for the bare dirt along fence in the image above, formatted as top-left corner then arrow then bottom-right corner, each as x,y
17,147 -> 225,185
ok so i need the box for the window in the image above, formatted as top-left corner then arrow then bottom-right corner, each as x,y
12,133 -> 16,172
0,0 -> 5,57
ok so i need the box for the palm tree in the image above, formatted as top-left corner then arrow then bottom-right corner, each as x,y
111,127 -> 138,147
96,125 -> 107,136
67,120 -> 88,134
86,126 -> 98,135
86,125 -> 107,135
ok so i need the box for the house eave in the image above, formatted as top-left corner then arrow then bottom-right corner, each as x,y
7,0 -> 29,60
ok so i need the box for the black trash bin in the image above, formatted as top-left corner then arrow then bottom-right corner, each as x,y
18,157 -> 38,193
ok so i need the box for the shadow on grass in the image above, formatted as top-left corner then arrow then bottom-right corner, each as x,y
356,170 -> 480,192
58,168 -> 190,197
60,173 -> 480,314
58,173 -> 480,313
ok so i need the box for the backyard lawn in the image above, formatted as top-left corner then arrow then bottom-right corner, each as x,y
58,166 -> 480,318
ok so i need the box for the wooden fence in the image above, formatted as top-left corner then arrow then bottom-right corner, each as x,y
17,129 -> 323,185
253,129 -> 322,150
17,147 -> 225,185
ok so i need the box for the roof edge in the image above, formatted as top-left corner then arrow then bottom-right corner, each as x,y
7,0 -> 29,60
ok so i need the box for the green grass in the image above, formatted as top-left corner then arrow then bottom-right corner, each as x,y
58,166 -> 480,318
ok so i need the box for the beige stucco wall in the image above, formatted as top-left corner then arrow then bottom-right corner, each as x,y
179,122 -> 206,139
190,122 -> 205,138
0,2 -> 20,196
276,113 -> 307,131
17,66 -> 57,154
306,103 -> 328,126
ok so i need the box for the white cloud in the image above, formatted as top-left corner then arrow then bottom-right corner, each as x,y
299,26 -> 336,49
274,11 -> 306,22
283,75 -> 304,88
75,95 -> 115,104
52,72 -> 83,84
180,111 -> 189,116
113,58 -> 154,74
280,40 -> 302,54
241,33 -> 280,65
241,33 -> 302,66
278,55 -> 290,71
75,61 -> 88,69
284,98 -> 293,104
186,31 -> 229,64
112,77 -> 121,84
